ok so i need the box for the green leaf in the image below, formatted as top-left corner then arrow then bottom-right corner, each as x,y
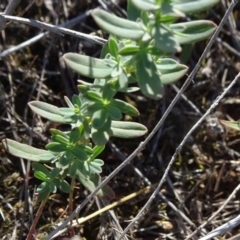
55,179 -> 70,193
72,94 -> 82,108
104,58 -> 118,68
100,42 -> 110,59
108,37 -> 119,59
89,159 -> 104,174
156,58 -> 188,84
34,171 -> 49,181
130,0 -> 160,11
76,171 -> 115,199
92,9 -> 145,40
92,145 -> 105,159
77,80 -> 93,87
118,45 -> 140,56
152,25 -> 181,53
59,153 -> 70,166
76,170 -> 97,192
102,80 -> 118,101
92,109 -> 108,129
58,108 -> 75,116
111,65 -> 122,78
92,129 -> 110,145
106,105 -> 122,120
81,145 -> 94,155
88,102 -> 104,115
111,121 -> 148,138
78,85 -> 91,95
45,142 -> 67,152
50,129 -> 69,139
180,43 -> 194,63
50,167 -> 60,179
127,0 -> 141,21
146,46 -> 166,56
119,71 -> 128,90
64,96 -> 74,108
85,91 -> 102,102
174,0 -> 220,14
82,161 -> 90,176
91,118 -> 112,145
141,10 -> 150,26
51,134 -> 69,145
63,53 -> 113,78
160,1 -> 184,18
32,162 -> 51,176
48,182 -> 57,193
170,20 -> 217,44
37,182 -> 51,201
2,139 -> 50,162
119,87 -> 140,93
68,162 -> 78,177
135,53 -> 163,100
69,127 -> 82,144
37,153 -> 56,161
71,146 -> 88,161
29,101 -> 72,123
141,32 -> 152,42
111,99 -> 139,116
219,120 -> 240,131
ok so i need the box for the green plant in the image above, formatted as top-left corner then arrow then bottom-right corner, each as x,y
2,0 -> 219,236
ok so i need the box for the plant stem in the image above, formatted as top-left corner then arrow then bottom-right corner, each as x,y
26,195 -> 49,240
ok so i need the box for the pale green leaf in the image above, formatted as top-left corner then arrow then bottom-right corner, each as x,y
76,171 -> 115,199
170,20 -> 217,44
2,139 -> 50,162
111,121 -> 148,138
89,159 -> 104,174
174,0 -> 220,14
156,58 -> 188,84
92,9 -> 145,40
130,0 -> 160,11
32,162 -> 51,177
127,0 -> 141,21
152,25 -> 181,53
111,99 -> 139,116
92,109 -> 108,129
29,101 -> 72,123
92,145 -> 105,159
107,105 -> 122,120
63,53 -> 113,78
135,53 -> 163,99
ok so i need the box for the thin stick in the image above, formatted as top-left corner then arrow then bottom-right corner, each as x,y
0,14 -> 106,44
